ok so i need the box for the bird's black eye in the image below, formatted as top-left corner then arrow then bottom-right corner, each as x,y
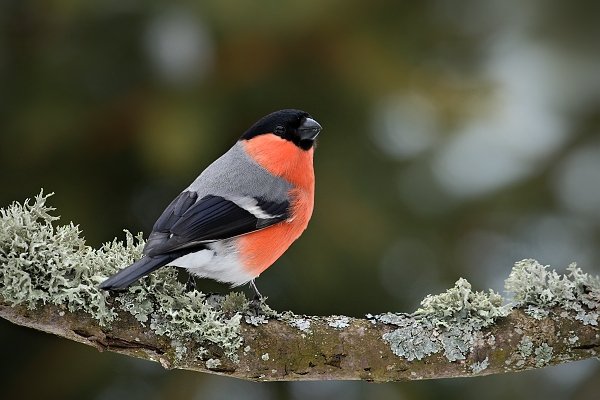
274,125 -> 285,135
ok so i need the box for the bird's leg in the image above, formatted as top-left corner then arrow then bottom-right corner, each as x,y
248,279 -> 266,315
185,273 -> 197,292
249,279 -> 263,301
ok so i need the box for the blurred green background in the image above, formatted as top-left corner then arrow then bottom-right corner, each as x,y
2,0 -> 600,399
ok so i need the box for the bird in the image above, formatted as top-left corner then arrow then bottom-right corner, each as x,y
99,109 -> 321,298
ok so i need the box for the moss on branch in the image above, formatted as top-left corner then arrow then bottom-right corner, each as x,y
1,192 -> 599,382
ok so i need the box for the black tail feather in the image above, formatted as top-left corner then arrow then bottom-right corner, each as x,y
99,255 -> 173,291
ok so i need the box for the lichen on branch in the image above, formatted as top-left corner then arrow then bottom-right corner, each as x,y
505,259 -> 600,324
1,192 -> 599,382
379,278 -> 510,362
0,191 -> 244,360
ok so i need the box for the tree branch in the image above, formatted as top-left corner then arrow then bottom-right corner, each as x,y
1,192 -> 599,382
1,298 -> 599,381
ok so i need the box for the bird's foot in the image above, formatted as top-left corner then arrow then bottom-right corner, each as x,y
248,279 -> 267,315
248,297 -> 268,316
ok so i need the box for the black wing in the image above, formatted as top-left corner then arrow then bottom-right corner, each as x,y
144,191 -> 289,257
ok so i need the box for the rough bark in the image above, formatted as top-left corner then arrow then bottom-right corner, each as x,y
1,299 -> 598,382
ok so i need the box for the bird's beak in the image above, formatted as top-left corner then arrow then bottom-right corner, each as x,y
297,117 -> 322,141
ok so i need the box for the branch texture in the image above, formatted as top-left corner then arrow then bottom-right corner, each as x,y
1,192 -> 599,382
1,299 -> 599,382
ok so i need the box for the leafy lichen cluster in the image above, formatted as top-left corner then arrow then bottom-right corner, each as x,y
381,260 -> 600,366
505,259 -> 600,324
0,192 -> 244,359
416,278 -> 508,328
469,357 -> 489,374
0,191 -> 119,324
380,279 -> 509,361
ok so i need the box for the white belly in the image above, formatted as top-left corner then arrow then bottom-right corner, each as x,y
167,240 -> 255,286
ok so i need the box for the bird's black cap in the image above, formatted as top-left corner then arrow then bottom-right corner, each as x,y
241,109 -> 322,150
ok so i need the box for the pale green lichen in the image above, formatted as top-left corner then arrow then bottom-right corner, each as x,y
381,279 -> 509,361
0,191 -> 120,324
381,316 -> 438,361
221,291 -> 249,315
245,314 -> 268,326
172,339 -> 188,361
534,343 -> 553,367
415,278 -> 509,328
196,346 -> 209,360
0,192 -> 243,360
290,317 -> 312,333
205,358 -> 221,369
505,259 -> 600,325
568,335 -> 579,345
382,260 -> 597,364
470,357 -> 489,374
327,316 -> 350,329
513,336 -> 534,368
517,336 -> 534,358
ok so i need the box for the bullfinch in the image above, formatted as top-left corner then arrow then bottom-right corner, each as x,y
99,109 -> 321,298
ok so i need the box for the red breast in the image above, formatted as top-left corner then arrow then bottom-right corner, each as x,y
238,135 -> 315,276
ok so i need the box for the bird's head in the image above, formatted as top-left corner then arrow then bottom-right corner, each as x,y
241,109 -> 322,150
